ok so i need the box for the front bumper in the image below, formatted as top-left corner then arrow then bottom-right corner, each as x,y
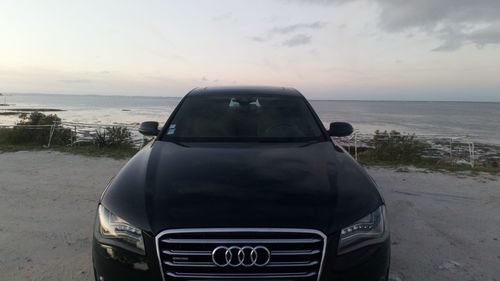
92,232 -> 390,281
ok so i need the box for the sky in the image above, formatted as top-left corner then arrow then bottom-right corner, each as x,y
1,0 -> 499,101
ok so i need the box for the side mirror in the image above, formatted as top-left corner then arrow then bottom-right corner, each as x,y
139,121 -> 160,136
329,122 -> 353,137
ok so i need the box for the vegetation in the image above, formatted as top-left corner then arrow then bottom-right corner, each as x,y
0,112 -> 138,159
94,126 -> 133,148
1,112 -> 72,146
350,130 -> 498,174
54,145 -> 138,159
0,116 -> 498,172
359,130 -> 427,164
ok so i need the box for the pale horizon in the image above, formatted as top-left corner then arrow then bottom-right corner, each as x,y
1,0 -> 500,101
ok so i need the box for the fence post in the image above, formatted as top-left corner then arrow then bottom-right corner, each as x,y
46,123 -> 56,148
472,142 -> 475,167
354,132 -> 358,160
469,142 -> 475,168
449,137 -> 453,164
74,125 -> 77,146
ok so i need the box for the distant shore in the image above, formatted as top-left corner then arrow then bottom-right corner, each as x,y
2,94 -> 499,143
0,106 -> 498,171
0,108 -> 65,116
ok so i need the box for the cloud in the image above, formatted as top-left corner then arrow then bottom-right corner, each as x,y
251,21 -> 326,44
432,23 -> 500,52
59,79 -> 93,84
270,21 -> 327,34
211,12 -> 232,22
467,23 -> 500,46
283,34 -> 312,46
249,36 -> 269,42
288,0 -> 500,51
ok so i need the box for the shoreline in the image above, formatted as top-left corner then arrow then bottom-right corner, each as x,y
0,107 -> 498,171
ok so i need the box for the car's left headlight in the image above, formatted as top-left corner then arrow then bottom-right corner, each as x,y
337,205 -> 388,255
97,204 -> 145,255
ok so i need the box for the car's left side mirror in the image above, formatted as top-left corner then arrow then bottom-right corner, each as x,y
139,121 -> 160,136
329,122 -> 353,137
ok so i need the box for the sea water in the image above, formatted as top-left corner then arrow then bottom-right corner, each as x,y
1,93 -> 499,145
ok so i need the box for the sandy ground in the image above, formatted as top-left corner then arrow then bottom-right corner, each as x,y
0,151 -> 499,281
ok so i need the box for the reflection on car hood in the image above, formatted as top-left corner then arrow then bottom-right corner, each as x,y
102,141 -> 383,235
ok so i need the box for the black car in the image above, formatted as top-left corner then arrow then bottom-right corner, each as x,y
92,86 -> 390,281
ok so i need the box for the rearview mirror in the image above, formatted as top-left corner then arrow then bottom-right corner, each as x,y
139,121 -> 160,136
329,122 -> 353,137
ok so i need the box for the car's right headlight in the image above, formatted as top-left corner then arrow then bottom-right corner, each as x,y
337,205 -> 388,255
97,204 -> 145,255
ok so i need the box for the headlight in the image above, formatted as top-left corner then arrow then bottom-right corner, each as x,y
97,205 -> 145,254
338,205 -> 388,255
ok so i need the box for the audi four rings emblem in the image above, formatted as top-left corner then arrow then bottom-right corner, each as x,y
211,246 -> 271,267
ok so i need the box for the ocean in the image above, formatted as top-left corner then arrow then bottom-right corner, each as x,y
1,93 -> 499,145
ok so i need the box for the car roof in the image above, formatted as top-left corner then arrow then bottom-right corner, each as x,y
186,86 -> 303,97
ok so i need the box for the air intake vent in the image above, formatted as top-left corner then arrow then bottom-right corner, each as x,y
155,228 -> 326,281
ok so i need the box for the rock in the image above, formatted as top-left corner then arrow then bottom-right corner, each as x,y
438,260 -> 463,271
389,271 -> 404,281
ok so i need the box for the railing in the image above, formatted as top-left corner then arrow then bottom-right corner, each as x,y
335,131 -> 478,168
0,122 -> 485,167
0,121 -> 145,148
61,121 -> 144,147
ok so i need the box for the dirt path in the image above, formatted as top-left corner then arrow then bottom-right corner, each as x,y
371,168 -> 500,281
0,151 -> 499,281
0,151 -> 125,281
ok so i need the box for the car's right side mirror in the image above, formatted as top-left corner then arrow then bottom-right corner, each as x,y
139,121 -> 160,136
329,122 -> 353,137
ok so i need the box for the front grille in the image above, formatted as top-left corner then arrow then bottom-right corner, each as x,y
156,228 -> 326,281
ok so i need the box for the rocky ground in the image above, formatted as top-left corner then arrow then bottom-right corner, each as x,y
0,151 -> 499,281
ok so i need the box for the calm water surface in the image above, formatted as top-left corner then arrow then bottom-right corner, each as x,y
1,94 -> 499,145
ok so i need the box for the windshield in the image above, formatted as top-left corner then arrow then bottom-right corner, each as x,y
162,94 -> 325,142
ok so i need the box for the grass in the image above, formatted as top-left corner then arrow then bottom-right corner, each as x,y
0,143 -> 138,160
343,130 -> 499,175
0,127 -> 138,160
53,145 -> 138,159
1,123 -> 498,174
0,112 -> 138,160
356,155 -> 499,175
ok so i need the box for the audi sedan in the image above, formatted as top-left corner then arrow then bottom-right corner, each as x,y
92,86 -> 390,281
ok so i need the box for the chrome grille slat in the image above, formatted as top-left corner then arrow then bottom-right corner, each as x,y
164,261 -> 217,267
272,249 -> 321,256
166,271 -> 318,279
267,261 -> 319,267
161,238 -> 321,244
162,249 -> 211,256
165,260 -> 319,268
156,228 -> 326,281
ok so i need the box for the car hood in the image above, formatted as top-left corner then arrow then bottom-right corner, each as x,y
102,141 -> 383,235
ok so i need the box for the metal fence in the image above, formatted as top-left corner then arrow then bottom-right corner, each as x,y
0,122 -> 145,148
1,123 -> 493,168
335,130 -> 478,168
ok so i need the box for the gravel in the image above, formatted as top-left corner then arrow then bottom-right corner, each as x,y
0,151 -> 499,281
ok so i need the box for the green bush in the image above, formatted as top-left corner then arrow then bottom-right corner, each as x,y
360,130 -> 427,163
94,126 -> 132,148
1,111 -> 72,145
18,111 -> 61,125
